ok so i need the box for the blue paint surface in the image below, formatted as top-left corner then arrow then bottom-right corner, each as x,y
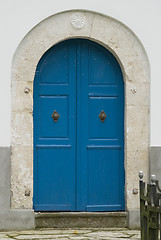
33,39 -> 124,211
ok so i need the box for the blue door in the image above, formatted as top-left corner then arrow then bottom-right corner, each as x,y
33,39 -> 124,211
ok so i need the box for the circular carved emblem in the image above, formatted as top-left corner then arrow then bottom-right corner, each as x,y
71,13 -> 85,29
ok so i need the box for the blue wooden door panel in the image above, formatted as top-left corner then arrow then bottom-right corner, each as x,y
40,44 -> 69,84
33,40 -> 77,211
40,96 -> 69,138
86,148 -> 123,211
33,39 -> 124,212
88,44 -> 118,85
76,40 -> 89,211
35,146 -> 75,211
77,40 -> 124,211
88,97 -> 120,139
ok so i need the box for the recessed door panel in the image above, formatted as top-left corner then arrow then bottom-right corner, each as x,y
35,147 -> 75,211
33,39 -> 124,212
86,148 -> 123,211
88,96 -> 120,139
40,96 -> 69,138
88,44 -> 118,85
40,45 -> 69,84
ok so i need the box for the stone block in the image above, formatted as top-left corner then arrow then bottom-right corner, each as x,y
35,212 -> 127,228
126,105 -> 149,151
125,82 -> 150,106
11,145 -> 33,209
11,111 -> 33,146
150,147 -> 161,184
0,147 -> 11,213
0,210 -> 35,231
11,81 -> 33,112
128,209 -> 140,229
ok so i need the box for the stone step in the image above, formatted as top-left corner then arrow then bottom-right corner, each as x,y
35,212 -> 128,228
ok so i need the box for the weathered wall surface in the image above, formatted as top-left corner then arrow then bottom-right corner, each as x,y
11,10 -> 150,214
0,147 -> 35,230
150,147 -> 161,184
0,147 -> 11,213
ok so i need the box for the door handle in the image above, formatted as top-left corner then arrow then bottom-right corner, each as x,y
99,110 -> 107,122
52,110 -> 60,122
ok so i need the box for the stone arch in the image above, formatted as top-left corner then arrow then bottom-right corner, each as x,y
11,10 -> 150,214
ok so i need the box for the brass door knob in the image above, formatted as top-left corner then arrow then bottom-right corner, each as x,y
99,110 -> 107,122
52,110 -> 60,122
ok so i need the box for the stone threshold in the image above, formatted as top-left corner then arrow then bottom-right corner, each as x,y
35,212 -> 128,228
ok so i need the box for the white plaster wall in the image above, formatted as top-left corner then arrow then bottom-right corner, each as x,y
0,0 -> 161,146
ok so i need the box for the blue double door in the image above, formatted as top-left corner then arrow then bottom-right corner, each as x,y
33,39 -> 124,211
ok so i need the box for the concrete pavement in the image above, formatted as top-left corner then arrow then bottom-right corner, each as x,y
0,228 -> 140,239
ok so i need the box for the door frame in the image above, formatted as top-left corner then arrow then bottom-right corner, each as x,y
33,39 -> 125,211
11,10 -> 150,215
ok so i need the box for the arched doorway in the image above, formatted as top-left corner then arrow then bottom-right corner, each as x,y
33,39 -> 124,211
11,10 -> 150,228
